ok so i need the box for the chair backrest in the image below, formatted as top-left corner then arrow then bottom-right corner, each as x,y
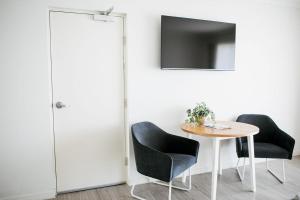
236,114 -> 278,143
131,121 -> 168,152
131,122 -> 176,181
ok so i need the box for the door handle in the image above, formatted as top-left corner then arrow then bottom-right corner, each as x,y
56,101 -> 66,109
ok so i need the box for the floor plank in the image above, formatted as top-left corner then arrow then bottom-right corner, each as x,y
53,156 -> 300,200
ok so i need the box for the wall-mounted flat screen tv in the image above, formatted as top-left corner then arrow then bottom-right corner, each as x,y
161,15 -> 236,70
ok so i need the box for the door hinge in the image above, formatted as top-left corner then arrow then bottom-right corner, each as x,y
124,98 -> 127,108
122,36 -> 126,68
125,157 -> 128,166
123,36 -> 126,46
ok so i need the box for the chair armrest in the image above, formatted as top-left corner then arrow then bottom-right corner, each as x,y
164,133 -> 200,158
133,142 -> 173,182
274,129 -> 295,159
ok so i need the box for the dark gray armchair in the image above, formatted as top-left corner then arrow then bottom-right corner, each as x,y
131,122 -> 199,200
235,114 -> 295,183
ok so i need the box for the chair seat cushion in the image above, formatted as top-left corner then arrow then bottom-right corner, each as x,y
241,142 -> 289,159
166,153 -> 197,179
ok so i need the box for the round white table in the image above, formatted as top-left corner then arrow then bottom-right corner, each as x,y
181,121 -> 259,200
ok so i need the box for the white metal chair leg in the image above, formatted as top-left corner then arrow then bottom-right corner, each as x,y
188,167 -> 192,190
236,157 -> 246,182
266,159 -> 286,183
152,168 -> 192,191
168,182 -> 172,200
282,160 -> 286,182
182,171 -> 187,183
132,168 -> 192,200
131,184 -> 146,200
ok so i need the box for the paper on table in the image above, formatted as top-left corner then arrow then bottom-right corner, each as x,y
204,123 -> 231,130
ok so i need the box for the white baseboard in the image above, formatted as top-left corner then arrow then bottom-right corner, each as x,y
293,149 -> 300,156
0,190 -> 56,200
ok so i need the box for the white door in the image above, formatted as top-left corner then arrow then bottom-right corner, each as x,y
50,11 -> 126,192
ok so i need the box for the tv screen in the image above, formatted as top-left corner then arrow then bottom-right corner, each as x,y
161,15 -> 236,70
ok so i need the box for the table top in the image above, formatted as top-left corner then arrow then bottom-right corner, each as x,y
181,121 -> 259,138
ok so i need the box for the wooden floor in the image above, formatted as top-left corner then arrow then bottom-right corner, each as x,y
53,156 -> 300,200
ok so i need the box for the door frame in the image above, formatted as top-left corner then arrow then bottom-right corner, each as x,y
47,7 -> 129,194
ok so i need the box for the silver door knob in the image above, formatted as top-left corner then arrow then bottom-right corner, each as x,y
56,101 -> 66,109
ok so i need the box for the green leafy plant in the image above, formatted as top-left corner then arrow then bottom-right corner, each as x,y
186,102 -> 215,125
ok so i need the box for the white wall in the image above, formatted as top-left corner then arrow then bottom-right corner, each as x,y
1,0 -> 300,199
0,1 -> 56,199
